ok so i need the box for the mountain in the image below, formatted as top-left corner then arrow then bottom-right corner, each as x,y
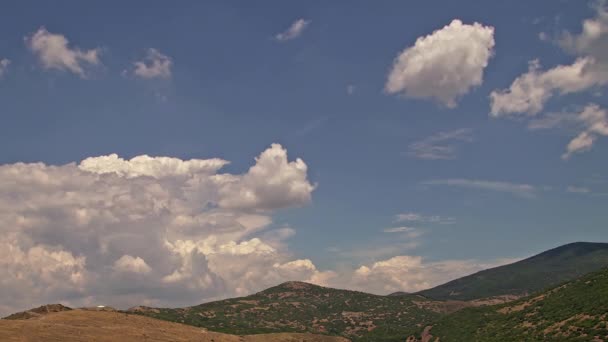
421,267 -> 608,341
130,281 -> 444,341
0,307 -> 349,342
417,242 -> 608,301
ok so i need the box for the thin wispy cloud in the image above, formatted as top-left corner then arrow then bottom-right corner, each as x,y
383,226 -> 415,233
332,242 -> 421,261
423,179 -> 537,198
347,84 -> 356,95
407,128 -> 473,160
275,19 -> 310,42
567,186 -> 590,193
527,111 -> 580,130
295,116 -> 328,137
394,213 -> 455,225
0,59 -> 10,78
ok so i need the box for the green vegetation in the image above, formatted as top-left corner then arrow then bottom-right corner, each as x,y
428,267 -> 608,341
131,242 -> 608,342
418,242 -> 608,300
131,281 -> 441,341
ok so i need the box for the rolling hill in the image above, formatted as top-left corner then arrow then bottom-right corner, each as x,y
417,242 -> 608,301
423,267 -> 608,341
130,281 -> 444,341
0,306 -> 349,342
132,242 -> 608,341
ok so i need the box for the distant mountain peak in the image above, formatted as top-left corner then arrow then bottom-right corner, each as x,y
417,241 -> 608,301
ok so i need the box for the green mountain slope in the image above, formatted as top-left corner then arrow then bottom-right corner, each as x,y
426,267 -> 608,341
130,281 -> 442,341
417,242 -> 608,301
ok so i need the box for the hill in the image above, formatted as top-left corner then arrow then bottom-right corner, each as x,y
0,308 -> 349,342
423,267 -> 608,341
417,242 -> 608,301
3,303 -> 72,320
130,281 -> 444,341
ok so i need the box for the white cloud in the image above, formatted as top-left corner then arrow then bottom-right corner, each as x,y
275,19 -> 310,42
559,0 -> 608,60
490,58 -> 605,116
0,144 -> 322,315
490,3 -> 608,116
407,128 -> 473,160
562,104 -> 608,158
217,143 -> 315,210
0,59 -> 10,77
79,153 -> 228,178
342,255 -> 515,295
423,179 -> 536,197
385,19 -> 495,108
25,27 -> 101,78
113,255 -> 152,274
132,48 -> 173,79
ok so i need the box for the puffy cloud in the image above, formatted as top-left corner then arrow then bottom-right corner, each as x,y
132,48 -> 173,79
25,27 -> 101,78
559,0 -> 608,61
407,128 -> 473,160
113,255 -> 152,274
423,179 -> 536,198
79,153 -> 228,178
385,19 -> 495,108
0,238 -> 87,312
275,19 -> 310,42
0,144 -> 321,315
0,58 -> 10,77
217,143 -> 315,210
490,58 -> 606,116
491,3 -> 608,116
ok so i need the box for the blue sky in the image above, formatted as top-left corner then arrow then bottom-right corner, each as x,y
1,0 -> 607,312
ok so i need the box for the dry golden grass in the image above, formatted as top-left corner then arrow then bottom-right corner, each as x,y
0,309 -> 349,342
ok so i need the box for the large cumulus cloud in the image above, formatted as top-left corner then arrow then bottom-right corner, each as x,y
0,144 -> 326,315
